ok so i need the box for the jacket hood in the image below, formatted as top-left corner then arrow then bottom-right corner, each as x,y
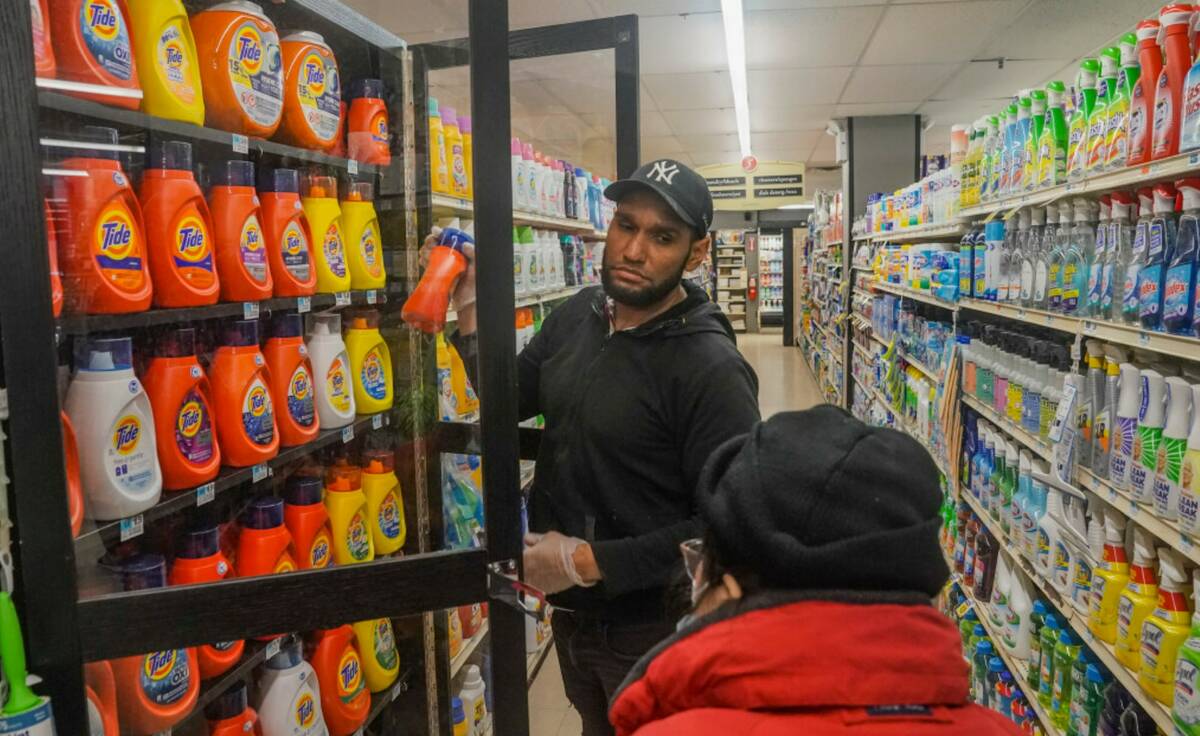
609,591 -> 970,736
590,280 -> 737,341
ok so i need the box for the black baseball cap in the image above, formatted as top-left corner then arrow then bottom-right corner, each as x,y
605,158 -> 713,237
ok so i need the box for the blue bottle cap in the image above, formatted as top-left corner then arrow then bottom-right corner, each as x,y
988,656 -> 1004,672
155,327 -> 197,358
76,337 -> 133,372
964,608 -> 978,621
258,167 -> 300,194
1043,613 -> 1059,630
241,496 -> 284,530
348,78 -> 384,100
118,553 -> 167,591
976,640 -> 993,655
575,167 -> 586,177
177,525 -> 220,560
428,97 -> 440,116
1059,629 -> 1076,645
972,623 -> 986,637
148,140 -> 193,172
205,681 -> 248,721
451,697 -> 465,723
1000,671 -> 1013,683
265,639 -> 304,670
222,319 -> 260,347
214,160 -> 255,188
272,313 -> 305,339
285,475 -> 323,506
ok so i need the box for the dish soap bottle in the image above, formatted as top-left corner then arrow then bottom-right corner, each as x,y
1116,527 -> 1160,671
1139,547 -> 1193,704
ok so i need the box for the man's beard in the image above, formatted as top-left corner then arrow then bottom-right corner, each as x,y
600,253 -> 690,308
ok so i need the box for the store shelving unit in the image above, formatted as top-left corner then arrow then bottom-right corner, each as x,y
869,221 -> 968,243
758,231 -> 784,324
431,193 -> 607,239
715,230 -> 750,331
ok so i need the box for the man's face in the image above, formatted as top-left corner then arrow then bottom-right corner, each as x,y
602,189 -> 711,308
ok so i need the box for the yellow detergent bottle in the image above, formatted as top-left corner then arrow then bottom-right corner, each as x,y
428,97 -> 450,194
350,618 -> 399,693
1090,507 -> 1130,644
344,308 -> 393,413
126,0 -> 204,125
1116,527 -> 1159,671
340,182 -> 386,290
324,461 -> 374,565
362,448 -> 405,554
301,174 -> 351,294
1139,548 -> 1193,704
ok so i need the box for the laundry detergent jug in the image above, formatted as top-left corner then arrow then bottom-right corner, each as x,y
265,313 -> 319,446
344,308 -> 392,414
141,327 -> 220,490
236,495 -> 297,577
30,0 -> 56,79
259,167 -> 316,297
49,0 -> 140,108
211,319 -> 279,466
324,461 -> 373,565
278,32 -> 341,151
140,140 -> 219,307
168,524 -> 243,679
310,626 -> 368,736
340,182 -> 385,290
350,618 -> 398,693
256,639 -> 325,736
61,411 -> 84,537
347,78 -> 390,165
284,474 -> 332,570
306,313 -> 355,428
190,1 -> 283,137
301,174 -> 350,294
210,160 -> 273,301
361,448 -> 404,555
204,681 -> 258,736
126,0 -> 204,124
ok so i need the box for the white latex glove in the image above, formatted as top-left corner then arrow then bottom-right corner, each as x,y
419,227 -> 476,311
522,531 -> 595,595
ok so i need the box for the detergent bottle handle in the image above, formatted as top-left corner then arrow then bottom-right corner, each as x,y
0,591 -> 39,714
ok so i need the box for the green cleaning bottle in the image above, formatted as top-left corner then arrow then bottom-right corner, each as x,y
0,590 -> 55,733
1172,568 -> 1200,734
1086,47 -> 1121,173
1039,613 -> 1062,707
1105,32 -> 1140,170
1028,600 -> 1048,691
1052,627 -> 1082,728
1038,81 -> 1070,188
1066,650 -> 1096,735
1067,59 -> 1101,181
1024,89 -> 1047,191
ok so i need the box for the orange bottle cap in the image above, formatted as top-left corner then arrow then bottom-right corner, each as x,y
362,448 -> 394,474
303,174 -> 338,199
349,308 -> 380,330
326,462 -> 362,491
343,181 -> 374,202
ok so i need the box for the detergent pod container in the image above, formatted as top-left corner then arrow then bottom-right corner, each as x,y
48,0 -> 140,108
142,328 -> 221,490
236,496 -> 297,577
168,524 -> 243,678
257,638 -> 325,735
210,160 -> 273,301
111,554 -> 199,735
340,181 -> 386,290
284,474 -> 332,569
30,0 -> 56,79
211,319 -> 279,466
401,219 -> 473,333
347,78 -> 391,165
126,0 -> 204,125
324,461 -> 373,565
306,312 -> 356,428
301,174 -> 350,294
205,681 -> 258,736
265,313 -> 319,446
64,337 -> 161,520
190,1 -> 283,137
350,618 -> 398,693
345,308 -> 393,413
278,32 -> 342,151
258,167 -> 316,297
61,411 -> 84,537
310,625 -> 369,736
140,141 -> 219,306
361,448 -> 405,554
84,660 -> 119,736
54,126 -> 152,314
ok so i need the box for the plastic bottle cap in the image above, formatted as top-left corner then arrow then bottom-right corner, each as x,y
347,78 -> 384,100
451,697 -> 466,723
264,639 -> 304,670
976,640 -> 993,655
989,657 -> 1005,672
149,140 -> 194,172
77,337 -> 133,372
241,496 -> 285,530
363,448 -> 394,474
343,181 -> 374,202
463,664 -> 485,688
205,681 -> 249,722
303,174 -> 338,199
214,160 -> 255,188
309,312 -> 342,336
459,116 -> 472,134
117,553 -> 167,591
1044,613 -> 1059,630
440,105 -> 457,123
259,167 -> 300,194
156,328 -> 197,358
177,525 -> 220,559
349,308 -> 380,330
1086,663 -> 1104,683
222,319 -> 261,347
272,313 -> 304,339
325,462 -> 362,491
285,475 -> 324,506
428,97 -> 440,117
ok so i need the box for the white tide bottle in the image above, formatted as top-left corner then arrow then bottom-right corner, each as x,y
306,313 -> 356,429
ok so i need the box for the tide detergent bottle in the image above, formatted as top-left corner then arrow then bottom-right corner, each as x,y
64,337 -> 161,520
210,160 -> 273,301
345,309 -> 393,414
111,554 -> 199,734
428,97 -> 449,194
55,126 -> 152,314
236,496 -> 297,577
140,141 -> 219,307
141,327 -> 221,490
190,1 -> 283,137
402,219 -> 474,333
347,79 -> 390,165
45,198 -> 63,317
1089,507 -> 1130,644
264,313 -> 319,446
325,461 -> 373,565
1152,4 -> 1196,160
84,660 -> 119,736
211,319 -> 279,466
1130,18 -> 1165,166
350,618 -> 398,693
257,639 -> 325,736
168,524 -> 243,678
258,168 -> 316,297
301,174 -> 351,294
1140,547 -> 1193,704
61,412 -> 83,537
204,681 -> 258,736
307,313 -> 356,428
362,448 -> 405,555
30,0 -> 55,79
1116,527 -> 1160,670
126,0 -> 204,125
311,626 -> 369,736
340,182 -> 386,290
48,0 -> 140,108
278,32 -> 342,151
1171,568 -> 1200,733
284,474 -> 332,569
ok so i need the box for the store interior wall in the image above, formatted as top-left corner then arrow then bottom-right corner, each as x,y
845,115 -> 921,224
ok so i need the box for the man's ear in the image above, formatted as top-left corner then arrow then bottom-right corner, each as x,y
686,235 -> 712,271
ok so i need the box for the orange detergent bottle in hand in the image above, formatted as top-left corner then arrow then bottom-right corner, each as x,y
236,496 -> 297,577
31,0 -> 56,79
284,474 -> 333,569
189,1 -> 283,137
210,160 -> 273,301
140,141 -> 219,307
401,219 -> 473,333
347,79 -> 390,165
142,328 -> 221,490
264,313 -> 319,446
205,681 -> 258,736
61,411 -> 83,537
311,625 -> 369,736
55,126 -> 152,314
210,319 -> 279,467
49,0 -> 141,108
258,168 -> 316,297
168,524 -> 243,678
278,32 -> 342,151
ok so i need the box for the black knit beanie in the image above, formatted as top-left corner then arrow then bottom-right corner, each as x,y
696,405 -> 948,597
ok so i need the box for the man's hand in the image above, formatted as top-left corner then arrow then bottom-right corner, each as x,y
523,531 -> 601,595
420,228 -> 478,332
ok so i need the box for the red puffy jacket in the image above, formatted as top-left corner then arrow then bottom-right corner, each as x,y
609,596 -> 1023,736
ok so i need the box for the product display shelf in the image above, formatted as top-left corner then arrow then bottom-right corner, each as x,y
38,90 -> 379,176
173,633 -> 300,730
451,618 -> 490,679
430,193 -> 604,237
902,418 -> 950,479
873,281 -> 959,311
869,221 -> 968,244
363,662 -> 422,730
961,393 -> 1054,463
527,633 -> 553,685
58,290 -> 386,335
852,340 -> 874,362
74,414 -> 387,549
899,350 -> 943,384
447,284 -> 588,323
959,150 -> 1200,220
854,374 -> 894,416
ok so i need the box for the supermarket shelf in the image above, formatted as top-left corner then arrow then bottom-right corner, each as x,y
899,416 -> 950,479
430,194 -> 605,237
852,341 -> 875,361
362,663 -> 420,730
900,351 -> 943,383
175,634 -> 303,730
854,374 -> 894,414
870,221 -> 968,243
961,393 -> 1051,462
451,619 -> 490,678
873,281 -> 959,311
448,284 -> 589,323
528,634 -> 554,685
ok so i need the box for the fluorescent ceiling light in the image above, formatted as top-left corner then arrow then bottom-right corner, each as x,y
720,0 -> 751,158
778,203 -> 813,210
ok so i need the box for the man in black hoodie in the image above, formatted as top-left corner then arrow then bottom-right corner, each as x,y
444,159 -> 760,735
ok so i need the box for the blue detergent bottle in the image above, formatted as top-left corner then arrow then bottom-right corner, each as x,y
1139,182 -> 1178,330
1166,177 -> 1200,334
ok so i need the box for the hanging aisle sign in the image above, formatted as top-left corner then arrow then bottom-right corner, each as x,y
697,159 -> 806,211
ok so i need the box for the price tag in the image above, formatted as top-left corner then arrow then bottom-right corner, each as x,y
232,134 -> 249,154
1181,532 -> 1195,553
390,680 -> 404,701
335,291 -> 352,307
342,425 -> 354,443
955,601 -> 971,618
1106,486 -> 1118,503
297,296 -> 311,314
347,159 -> 358,175
1045,314 -> 1055,325
252,463 -> 269,483
366,289 -> 378,304
243,302 -> 260,319
265,637 -> 282,660
372,414 -> 383,430
196,482 -> 215,506
120,514 -> 144,542
1016,308 -> 1027,319
1130,498 -> 1140,517
1190,152 -> 1200,165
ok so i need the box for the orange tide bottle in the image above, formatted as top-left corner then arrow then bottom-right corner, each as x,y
55,125 -> 152,314
111,554 -> 200,735
264,314 -> 320,446
190,1 -> 283,137
310,625 -> 369,736
210,160 -> 273,302
401,220 -> 472,333
142,328 -> 221,490
258,168 -> 317,297
61,411 -> 84,537
347,79 -> 390,165
141,141 -> 220,307
205,681 -> 258,736
236,496 -> 297,577
284,474 -> 333,570
211,319 -> 279,466
48,0 -> 141,108
46,198 -> 63,317
168,524 -> 244,679
84,660 -> 119,736
30,0 -> 56,79
278,32 -> 342,151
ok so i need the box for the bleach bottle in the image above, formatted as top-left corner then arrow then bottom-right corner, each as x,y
64,337 -> 161,520
1181,384 -> 1200,535
1156,377 -> 1193,521
1132,369 -> 1168,505
1140,183 -> 1179,330
1168,178 -> 1200,334
210,319 -> 279,467
256,639 -> 326,736
141,327 -> 220,491
306,313 -> 356,428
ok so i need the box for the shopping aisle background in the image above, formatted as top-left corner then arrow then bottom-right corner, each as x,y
529,329 -> 821,734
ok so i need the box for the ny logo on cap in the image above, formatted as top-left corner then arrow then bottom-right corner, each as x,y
648,160 -> 680,185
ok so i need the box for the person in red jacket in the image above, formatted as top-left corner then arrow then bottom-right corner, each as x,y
608,406 -> 1023,736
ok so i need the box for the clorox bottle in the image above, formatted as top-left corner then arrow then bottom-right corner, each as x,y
210,319 -> 279,467
324,461 -> 373,565
126,0 -> 204,124
257,639 -> 325,736
362,448 -> 405,555
311,626 -> 369,736
64,337 -> 161,520
210,160 -> 273,301
265,313 -> 319,446
168,524 -> 242,679
141,327 -> 220,490
301,174 -> 350,294
340,182 -> 386,290
49,0 -> 141,108
350,618 -> 398,693
284,474 -> 332,570
140,140 -> 219,307
344,308 -> 392,413
307,312 -> 355,428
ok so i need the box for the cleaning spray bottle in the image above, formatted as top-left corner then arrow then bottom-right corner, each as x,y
1086,47 -> 1120,173
1125,188 -> 1156,324
1011,93 -> 1032,193
1038,488 -> 1066,584
1156,377 -> 1193,520
1152,4 -> 1196,160
1024,464 -> 1049,565
1140,547 -> 1193,704
1107,33 -> 1141,169
1167,178 -> 1200,334
1179,384 -> 1200,534
1082,340 -> 1106,470
1132,369 -> 1167,504
1141,182 -> 1179,330
1094,345 -> 1128,479
0,590 -> 55,736
1076,506 -> 1104,615
1038,82 -> 1070,188
1024,89 -> 1047,190
1116,527 -> 1160,670
1052,627 -> 1082,728
1111,363 -> 1143,490
1106,192 -> 1135,321
1090,506 -> 1130,644
1068,60 -> 1101,181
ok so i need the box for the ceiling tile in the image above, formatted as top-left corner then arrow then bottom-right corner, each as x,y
840,64 -> 958,103
511,51 -> 612,82
752,146 -> 815,164
638,13 -> 728,74
918,98 -> 1010,128
512,114 -> 598,143
744,6 -> 885,68
676,133 -> 741,154
834,101 -> 922,116
748,67 -> 852,107
860,1 -> 1027,65
642,135 -> 685,158
642,109 -> 674,137
808,136 -> 838,164
978,0 -> 1162,61
539,77 -> 615,115
747,0 -> 889,7
751,104 -> 837,132
663,107 -> 738,135
643,71 -> 734,111
752,130 -> 823,150
932,59 -> 1071,101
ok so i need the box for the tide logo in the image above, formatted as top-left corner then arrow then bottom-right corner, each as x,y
162,39 -> 186,82
143,650 -> 177,681
175,216 -> 209,261
248,385 -> 269,417
338,649 -> 363,695
96,209 -> 136,260
291,370 -> 311,399
113,415 -> 141,454
302,53 -> 326,96
177,400 -> 204,438
86,0 -> 120,41
284,227 -> 306,256
372,112 -> 389,142
294,693 -> 317,727
235,26 -> 264,74
330,366 -> 347,395
242,222 -> 263,252
310,533 -> 331,568
363,353 -> 383,384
